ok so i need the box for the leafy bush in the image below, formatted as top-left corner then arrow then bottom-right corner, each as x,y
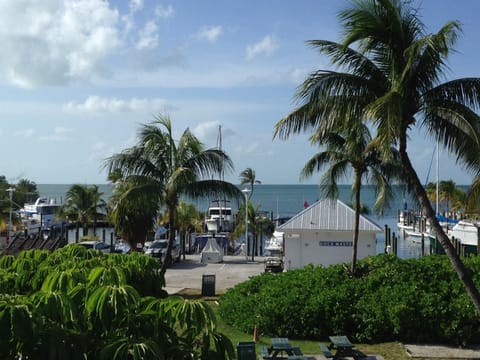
0,245 -> 234,359
219,254 -> 480,346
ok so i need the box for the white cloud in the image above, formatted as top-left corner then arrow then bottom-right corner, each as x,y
246,35 -> 278,61
196,25 -> 223,43
0,0 -> 122,87
137,21 -> 159,50
129,0 -> 143,13
192,121 -> 235,147
14,128 -> 35,138
192,121 -> 221,143
40,127 -> 73,141
155,4 -> 175,18
63,95 -> 170,113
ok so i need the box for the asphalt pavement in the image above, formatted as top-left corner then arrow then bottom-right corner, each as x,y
163,254 -> 267,294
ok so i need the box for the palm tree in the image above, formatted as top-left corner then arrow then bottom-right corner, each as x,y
438,180 -> 457,212
301,123 -> 397,273
105,115 -> 242,276
233,200 -> 274,260
466,177 -> 480,213
108,176 -> 159,250
14,178 -> 39,207
60,184 -> 106,237
175,202 -> 204,259
239,168 -> 261,199
274,0 -> 480,312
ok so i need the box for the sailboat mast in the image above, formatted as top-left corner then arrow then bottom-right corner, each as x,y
217,125 -> 224,230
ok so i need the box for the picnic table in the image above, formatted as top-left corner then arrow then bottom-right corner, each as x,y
260,338 -> 307,359
326,335 -> 366,360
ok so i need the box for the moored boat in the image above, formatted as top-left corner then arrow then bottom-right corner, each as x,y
264,230 -> 283,256
450,220 -> 480,251
19,197 -> 61,233
204,200 -> 234,233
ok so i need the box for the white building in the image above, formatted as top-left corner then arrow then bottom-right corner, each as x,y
278,199 -> 381,270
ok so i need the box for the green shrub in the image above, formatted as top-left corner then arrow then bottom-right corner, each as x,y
219,254 -> 480,346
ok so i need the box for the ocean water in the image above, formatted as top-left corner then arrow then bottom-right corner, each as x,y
36,183 -> 422,258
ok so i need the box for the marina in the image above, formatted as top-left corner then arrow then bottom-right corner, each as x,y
3,183 -> 475,261
7,183 -> 433,260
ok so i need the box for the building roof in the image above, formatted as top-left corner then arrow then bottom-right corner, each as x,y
277,198 -> 382,232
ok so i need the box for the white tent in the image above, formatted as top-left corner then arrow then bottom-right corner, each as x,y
200,236 -> 224,263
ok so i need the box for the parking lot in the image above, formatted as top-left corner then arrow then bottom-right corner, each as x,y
164,254 -> 268,294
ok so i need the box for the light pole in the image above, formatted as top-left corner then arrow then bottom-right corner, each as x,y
241,188 -> 251,261
6,188 -> 13,243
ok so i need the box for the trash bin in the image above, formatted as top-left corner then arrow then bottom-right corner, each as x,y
201,273 -> 215,296
236,341 -> 256,360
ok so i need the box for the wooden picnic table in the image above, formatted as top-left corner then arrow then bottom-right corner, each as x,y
328,335 -> 366,360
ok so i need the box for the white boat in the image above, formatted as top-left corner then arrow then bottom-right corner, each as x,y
264,231 -> 283,256
404,228 -> 435,243
205,201 -> 234,233
204,126 -> 236,234
192,233 -> 229,255
19,197 -> 61,233
450,220 -> 480,248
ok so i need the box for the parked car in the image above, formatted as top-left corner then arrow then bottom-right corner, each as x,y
78,241 -> 111,253
144,240 -> 180,265
114,242 -> 131,254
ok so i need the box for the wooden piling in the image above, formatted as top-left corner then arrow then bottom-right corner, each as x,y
421,233 -> 425,257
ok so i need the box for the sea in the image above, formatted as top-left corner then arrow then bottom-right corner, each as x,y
37,183 -> 423,259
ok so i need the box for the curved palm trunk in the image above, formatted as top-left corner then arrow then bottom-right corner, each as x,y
352,170 -> 362,273
400,146 -> 480,314
160,205 -> 175,278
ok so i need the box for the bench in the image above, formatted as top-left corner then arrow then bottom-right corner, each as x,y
319,343 -> 333,358
260,345 -> 271,359
292,346 -> 303,355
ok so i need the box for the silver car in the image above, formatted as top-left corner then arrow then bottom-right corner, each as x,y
144,240 -> 180,265
78,241 -> 111,253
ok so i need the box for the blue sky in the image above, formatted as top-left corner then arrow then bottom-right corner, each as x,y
1,0 -> 480,185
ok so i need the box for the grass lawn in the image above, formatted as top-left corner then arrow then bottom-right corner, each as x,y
177,289 -> 451,360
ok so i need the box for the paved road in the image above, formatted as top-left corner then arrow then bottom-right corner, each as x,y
164,254 -> 267,294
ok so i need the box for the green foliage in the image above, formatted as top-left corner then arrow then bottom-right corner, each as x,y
0,245 -> 234,359
219,255 -> 480,346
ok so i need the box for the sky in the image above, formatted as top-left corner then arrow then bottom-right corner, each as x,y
2,0 -> 480,186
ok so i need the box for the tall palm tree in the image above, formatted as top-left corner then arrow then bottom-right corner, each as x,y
239,168 -> 261,199
105,115 -> 242,276
301,123 -> 397,272
274,0 -> 480,312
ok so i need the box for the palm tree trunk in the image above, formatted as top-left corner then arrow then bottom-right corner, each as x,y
352,170 -> 361,274
160,206 -> 175,278
400,148 -> 480,314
